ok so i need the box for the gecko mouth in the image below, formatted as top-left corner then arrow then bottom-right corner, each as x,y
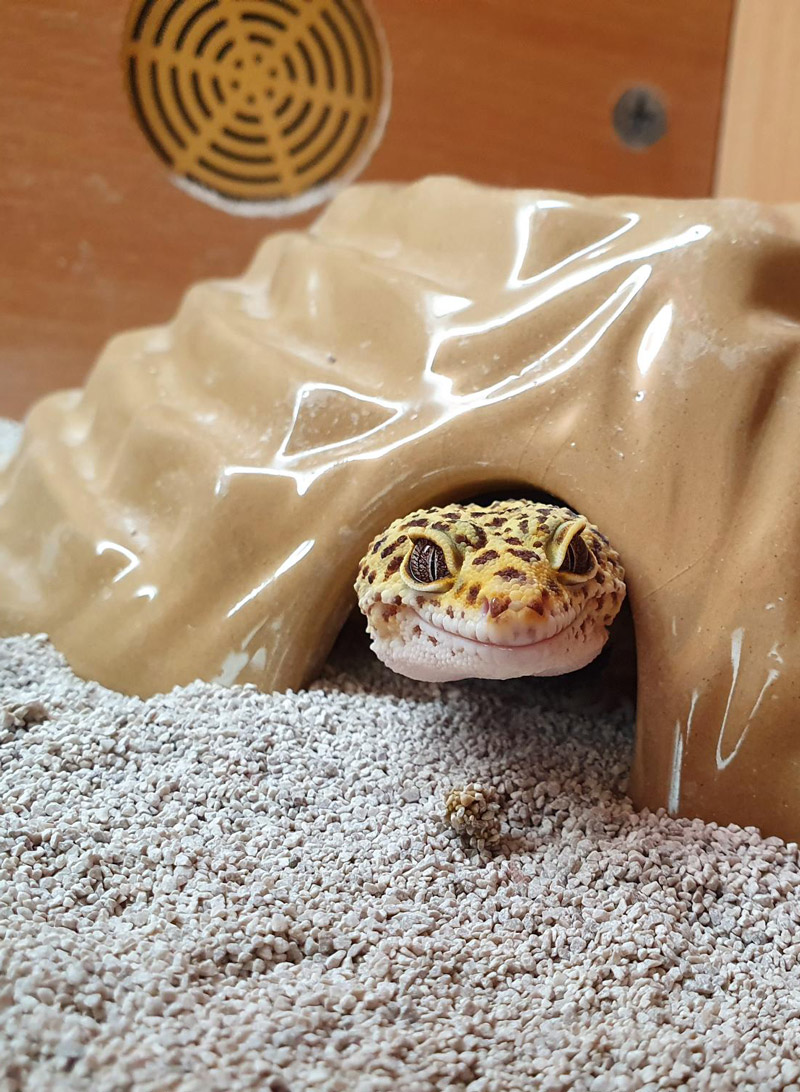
408,604 -> 587,650
364,598 -> 607,683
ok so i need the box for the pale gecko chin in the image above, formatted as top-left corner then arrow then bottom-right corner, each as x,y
366,605 -> 609,683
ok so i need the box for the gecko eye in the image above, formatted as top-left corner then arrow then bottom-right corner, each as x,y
562,534 -> 594,576
400,526 -> 463,592
546,517 -> 598,583
407,538 -> 450,584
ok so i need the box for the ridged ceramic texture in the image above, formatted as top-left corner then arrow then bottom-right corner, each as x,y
2,177 -> 800,837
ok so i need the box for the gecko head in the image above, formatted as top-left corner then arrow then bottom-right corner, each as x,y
354,499 -> 626,682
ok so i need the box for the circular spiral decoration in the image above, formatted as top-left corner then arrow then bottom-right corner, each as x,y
123,0 -> 389,215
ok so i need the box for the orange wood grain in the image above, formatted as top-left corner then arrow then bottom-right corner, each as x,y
715,0 -> 800,201
0,0 -> 733,418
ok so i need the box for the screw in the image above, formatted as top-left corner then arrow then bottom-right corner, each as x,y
612,86 -> 667,150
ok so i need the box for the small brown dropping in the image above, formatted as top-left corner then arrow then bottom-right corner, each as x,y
444,783 -> 502,849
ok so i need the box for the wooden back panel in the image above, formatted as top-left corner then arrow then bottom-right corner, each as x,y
0,0 -> 732,416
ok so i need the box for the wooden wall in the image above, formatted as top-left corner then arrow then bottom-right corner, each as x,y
0,0 -> 733,417
715,0 -> 800,202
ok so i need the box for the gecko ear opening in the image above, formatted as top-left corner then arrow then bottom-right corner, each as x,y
546,517 -> 598,583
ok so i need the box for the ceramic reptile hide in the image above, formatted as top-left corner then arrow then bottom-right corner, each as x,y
2,178 -> 800,838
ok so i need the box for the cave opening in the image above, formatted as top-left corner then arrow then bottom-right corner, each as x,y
335,479 -> 637,719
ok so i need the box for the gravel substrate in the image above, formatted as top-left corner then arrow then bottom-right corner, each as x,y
2,629 -> 800,1092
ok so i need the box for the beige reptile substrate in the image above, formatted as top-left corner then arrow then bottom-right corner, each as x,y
2,627 -> 800,1091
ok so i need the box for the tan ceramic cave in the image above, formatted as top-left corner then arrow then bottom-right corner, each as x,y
2,178 -> 800,838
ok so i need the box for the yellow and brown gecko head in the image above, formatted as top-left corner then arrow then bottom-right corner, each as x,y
355,499 -> 626,682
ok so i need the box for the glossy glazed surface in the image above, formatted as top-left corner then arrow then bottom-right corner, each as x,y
2,177 -> 800,836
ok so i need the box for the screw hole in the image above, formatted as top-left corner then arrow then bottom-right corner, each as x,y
612,86 -> 667,151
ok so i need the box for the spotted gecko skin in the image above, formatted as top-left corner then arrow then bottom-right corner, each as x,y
355,499 -> 626,683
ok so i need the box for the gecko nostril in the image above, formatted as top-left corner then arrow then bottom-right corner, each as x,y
489,597 -> 508,619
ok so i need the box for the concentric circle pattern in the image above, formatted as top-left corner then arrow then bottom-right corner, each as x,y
124,0 -> 388,213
